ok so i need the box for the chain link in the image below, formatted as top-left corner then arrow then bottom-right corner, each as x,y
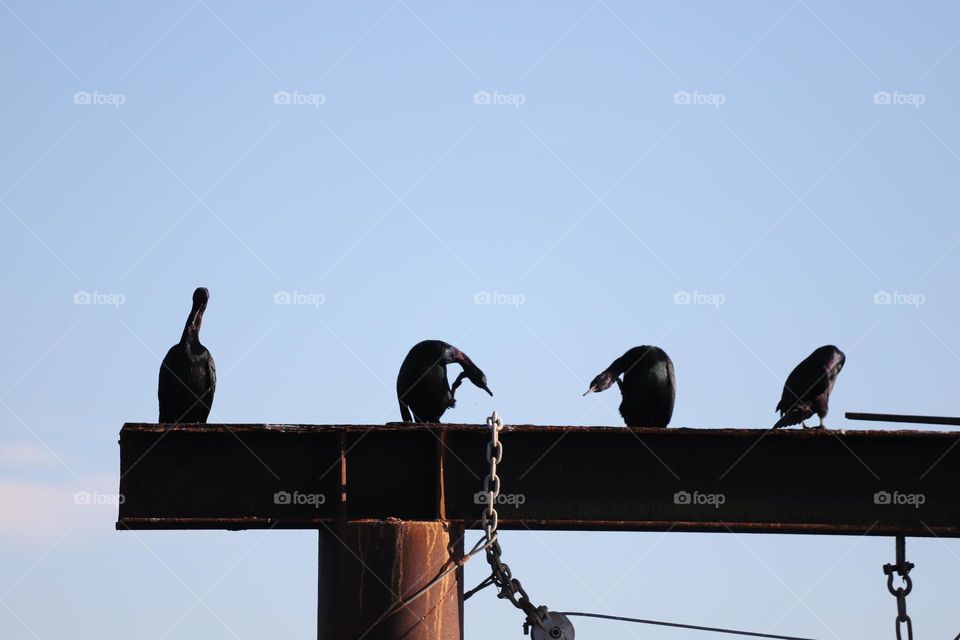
883,535 -> 914,640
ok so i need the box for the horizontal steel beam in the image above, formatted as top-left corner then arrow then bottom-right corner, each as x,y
846,412 -> 960,427
117,423 -> 960,537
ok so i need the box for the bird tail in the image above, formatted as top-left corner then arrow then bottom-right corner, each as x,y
399,400 -> 413,422
772,410 -> 803,430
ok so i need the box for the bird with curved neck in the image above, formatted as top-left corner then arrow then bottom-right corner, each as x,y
584,345 -> 676,428
774,345 -> 845,429
158,287 -> 217,423
397,340 -> 492,423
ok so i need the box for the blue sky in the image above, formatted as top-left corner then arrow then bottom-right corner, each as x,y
2,1 -> 960,638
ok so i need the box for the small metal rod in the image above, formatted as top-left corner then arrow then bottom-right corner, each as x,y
845,412 -> 960,426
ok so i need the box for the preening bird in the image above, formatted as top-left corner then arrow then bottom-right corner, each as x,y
397,340 -> 492,423
158,287 -> 217,423
584,346 -> 676,427
773,345 -> 845,429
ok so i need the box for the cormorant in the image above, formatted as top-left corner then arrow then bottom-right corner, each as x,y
584,346 -> 676,427
397,340 -> 492,423
158,287 -> 217,423
773,345 -> 845,429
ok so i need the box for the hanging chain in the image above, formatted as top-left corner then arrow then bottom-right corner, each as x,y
883,535 -> 914,640
474,412 -> 574,640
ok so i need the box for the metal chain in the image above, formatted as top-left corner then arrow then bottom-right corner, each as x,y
883,535 -> 914,640
481,411 -> 503,542
473,412 -> 574,640
479,412 -> 534,615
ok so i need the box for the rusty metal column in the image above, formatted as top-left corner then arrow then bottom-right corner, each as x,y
317,519 -> 464,640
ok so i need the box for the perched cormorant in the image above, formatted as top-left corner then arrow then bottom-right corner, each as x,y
158,287 -> 217,423
584,346 -> 676,427
773,345 -> 845,429
397,340 -> 492,423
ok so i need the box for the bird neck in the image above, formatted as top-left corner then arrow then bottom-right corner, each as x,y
443,345 -> 464,365
180,303 -> 205,344
607,355 -> 632,377
446,347 -> 478,372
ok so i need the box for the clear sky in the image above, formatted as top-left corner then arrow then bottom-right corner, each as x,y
2,1 -> 960,638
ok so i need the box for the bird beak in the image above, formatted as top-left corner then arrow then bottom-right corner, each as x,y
483,386 -> 493,397
582,386 -> 596,396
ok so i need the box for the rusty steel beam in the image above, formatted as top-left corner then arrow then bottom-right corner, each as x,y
846,412 -> 960,427
317,520 -> 464,640
117,423 -> 960,537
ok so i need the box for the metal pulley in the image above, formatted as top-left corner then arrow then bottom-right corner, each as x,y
527,609 -> 575,640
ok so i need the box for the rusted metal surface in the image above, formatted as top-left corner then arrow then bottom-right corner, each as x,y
317,519 -> 463,640
847,412 -> 960,426
118,423 -> 960,537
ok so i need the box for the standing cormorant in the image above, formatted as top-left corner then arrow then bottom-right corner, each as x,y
397,340 -> 492,423
584,346 -> 676,427
158,287 -> 217,423
774,345 -> 845,429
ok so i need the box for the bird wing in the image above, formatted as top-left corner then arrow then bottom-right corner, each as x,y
665,356 -> 677,414
399,400 -> 413,422
776,357 -> 829,414
205,352 -> 217,408
157,347 -> 179,422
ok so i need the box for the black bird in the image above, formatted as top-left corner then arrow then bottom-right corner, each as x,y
773,345 -> 845,429
158,287 -> 217,423
584,346 -> 676,427
397,340 -> 492,423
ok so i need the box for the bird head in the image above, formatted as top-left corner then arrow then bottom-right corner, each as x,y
451,364 -> 492,397
192,287 -> 210,307
583,370 -> 618,396
465,365 -> 493,396
815,345 -> 845,374
834,350 -> 846,374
